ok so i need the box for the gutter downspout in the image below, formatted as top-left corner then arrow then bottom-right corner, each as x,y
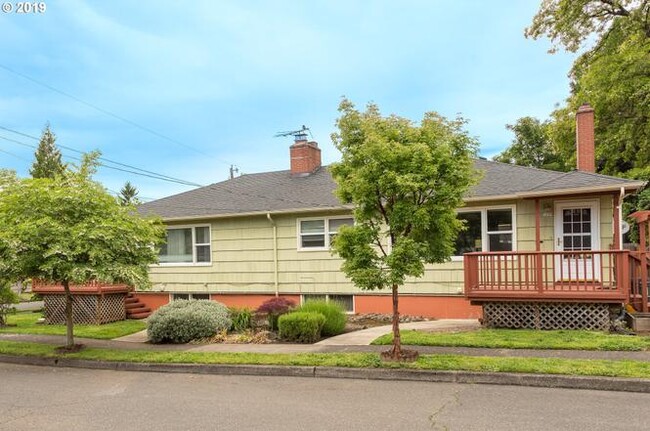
266,213 -> 279,297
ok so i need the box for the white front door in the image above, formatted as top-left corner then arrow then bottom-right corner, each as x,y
554,201 -> 600,281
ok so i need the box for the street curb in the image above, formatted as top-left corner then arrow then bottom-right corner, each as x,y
1,354 -> 649,393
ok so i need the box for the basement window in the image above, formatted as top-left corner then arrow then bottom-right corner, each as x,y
172,293 -> 210,301
302,294 -> 354,313
298,217 -> 354,250
159,225 -> 211,265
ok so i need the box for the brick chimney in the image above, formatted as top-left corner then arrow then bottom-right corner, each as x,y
290,138 -> 321,176
576,103 -> 595,172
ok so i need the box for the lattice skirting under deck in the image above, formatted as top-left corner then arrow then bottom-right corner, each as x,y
43,293 -> 126,325
482,302 -> 612,331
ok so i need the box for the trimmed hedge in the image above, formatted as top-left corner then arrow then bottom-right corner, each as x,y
148,300 -> 231,344
299,300 -> 346,336
278,312 -> 326,343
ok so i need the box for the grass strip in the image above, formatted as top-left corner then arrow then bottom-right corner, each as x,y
0,312 -> 146,340
1,340 -> 649,379
371,329 -> 650,351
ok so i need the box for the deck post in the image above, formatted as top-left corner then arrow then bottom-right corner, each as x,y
640,221 -> 648,312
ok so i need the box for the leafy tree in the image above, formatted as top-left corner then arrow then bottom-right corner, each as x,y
330,99 -> 478,360
30,123 -> 66,179
494,117 -> 569,171
119,181 -> 140,206
0,280 -> 19,327
0,169 -> 17,188
0,152 -> 165,349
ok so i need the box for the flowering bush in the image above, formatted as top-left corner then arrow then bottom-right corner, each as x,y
147,300 -> 231,344
256,297 -> 296,331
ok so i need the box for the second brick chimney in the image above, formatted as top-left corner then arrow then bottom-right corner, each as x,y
576,103 -> 595,172
290,138 -> 321,176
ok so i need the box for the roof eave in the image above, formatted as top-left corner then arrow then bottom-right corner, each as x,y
465,181 -> 646,202
154,205 -> 353,222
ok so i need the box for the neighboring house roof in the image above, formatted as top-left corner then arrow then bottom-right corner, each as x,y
139,159 -> 645,220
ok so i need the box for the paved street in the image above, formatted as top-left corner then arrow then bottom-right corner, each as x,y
1,363 -> 648,431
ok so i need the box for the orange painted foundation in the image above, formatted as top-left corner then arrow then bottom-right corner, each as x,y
355,295 -> 482,319
134,292 -> 480,319
133,293 -> 170,312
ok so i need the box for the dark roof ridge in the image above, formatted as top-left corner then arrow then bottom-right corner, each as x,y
475,158 -> 567,176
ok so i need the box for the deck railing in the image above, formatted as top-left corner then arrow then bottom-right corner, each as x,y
464,250 -> 630,303
629,252 -> 650,312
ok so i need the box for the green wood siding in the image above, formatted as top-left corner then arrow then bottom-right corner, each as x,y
148,194 -> 618,295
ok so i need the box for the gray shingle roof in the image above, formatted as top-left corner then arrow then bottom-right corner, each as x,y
139,160 -> 645,220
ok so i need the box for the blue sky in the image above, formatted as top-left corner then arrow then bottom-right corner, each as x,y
0,1 -> 575,200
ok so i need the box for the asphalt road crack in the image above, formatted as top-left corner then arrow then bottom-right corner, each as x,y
428,387 -> 464,430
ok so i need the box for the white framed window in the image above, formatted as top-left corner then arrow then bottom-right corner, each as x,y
302,294 -> 355,313
297,216 -> 354,250
172,293 -> 210,301
453,205 -> 516,259
159,224 -> 211,265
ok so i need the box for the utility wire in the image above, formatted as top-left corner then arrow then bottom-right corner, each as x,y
0,63 -> 235,166
0,134 -> 203,187
0,126 -> 203,187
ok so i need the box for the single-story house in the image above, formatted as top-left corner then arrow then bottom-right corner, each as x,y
137,104 -> 646,323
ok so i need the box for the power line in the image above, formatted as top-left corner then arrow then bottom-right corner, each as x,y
0,63 -> 235,167
0,133 -> 203,187
0,125 -> 204,187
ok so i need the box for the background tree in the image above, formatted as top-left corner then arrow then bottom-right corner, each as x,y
0,152 -> 165,349
494,117 -> 569,171
30,123 -> 66,179
498,0 -> 650,211
0,169 -> 17,188
119,181 -> 140,206
330,99 -> 478,360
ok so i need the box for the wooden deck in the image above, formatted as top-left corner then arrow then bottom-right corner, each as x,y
464,250 -> 631,304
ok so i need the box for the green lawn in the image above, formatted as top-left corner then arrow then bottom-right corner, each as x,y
371,329 -> 650,351
0,312 -> 146,339
0,340 -> 649,379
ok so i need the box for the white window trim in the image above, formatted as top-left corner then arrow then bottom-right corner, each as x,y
156,224 -> 212,267
301,294 -> 355,314
452,204 -> 517,261
296,216 -> 354,251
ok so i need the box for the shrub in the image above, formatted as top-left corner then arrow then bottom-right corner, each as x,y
229,307 -> 253,332
147,300 -> 231,344
278,312 -> 326,343
299,300 -> 346,336
0,281 -> 19,327
256,297 -> 296,331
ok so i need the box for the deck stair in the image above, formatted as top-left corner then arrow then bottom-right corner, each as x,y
125,293 -> 151,319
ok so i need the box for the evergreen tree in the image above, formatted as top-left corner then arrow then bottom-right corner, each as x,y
30,123 -> 66,179
118,181 -> 140,206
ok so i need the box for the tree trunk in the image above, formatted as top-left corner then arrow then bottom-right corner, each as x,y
390,283 -> 402,358
62,280 -> 74,348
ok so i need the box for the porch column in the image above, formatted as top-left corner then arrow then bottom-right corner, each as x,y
534,198 -> 541,251
535,198 -> 543,293
613,193 -> 621,250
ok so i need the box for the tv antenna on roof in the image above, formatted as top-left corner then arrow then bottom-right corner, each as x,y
274,125 -> 313,142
